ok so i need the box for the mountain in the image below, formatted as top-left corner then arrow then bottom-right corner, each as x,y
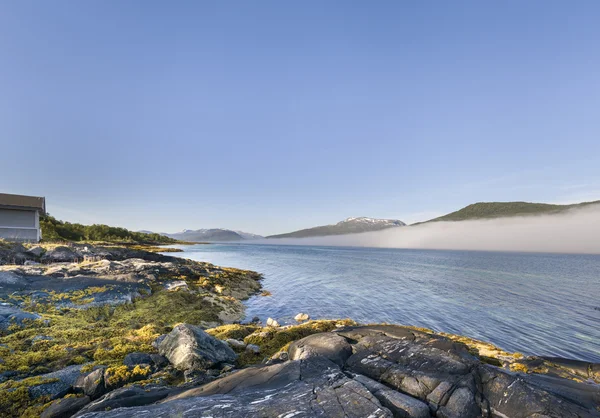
420,200 -> 600,224
267,217 -> 405,239
166,228 -> 263,242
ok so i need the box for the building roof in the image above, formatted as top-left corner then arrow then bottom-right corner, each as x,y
0,193 -> 46,214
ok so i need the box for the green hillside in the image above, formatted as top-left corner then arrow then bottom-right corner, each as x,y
421,200 -> 600,224
40,215 -> 177,245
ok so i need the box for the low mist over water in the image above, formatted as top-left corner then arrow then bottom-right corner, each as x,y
175,243 -> 600,363
263,205 -> 600,254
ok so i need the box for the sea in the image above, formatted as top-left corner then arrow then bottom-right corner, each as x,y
168,243 -> 600,362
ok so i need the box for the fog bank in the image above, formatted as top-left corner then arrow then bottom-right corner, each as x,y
264,205 -> 600,254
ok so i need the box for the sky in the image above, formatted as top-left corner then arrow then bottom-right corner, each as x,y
1,1 -> 599,236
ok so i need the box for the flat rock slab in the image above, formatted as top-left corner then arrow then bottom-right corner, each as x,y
289,332 -> 352,366
77,357 -> 392,418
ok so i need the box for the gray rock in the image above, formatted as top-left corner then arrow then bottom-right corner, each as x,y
289,332 -> 352,366
123,352 -> 153,367
158,323 -> 237,371
32,335 -> 54,343
74,385 -> 174,416
353,374 -> 430,418
73,367 -> 107,399
225,338 -> 246,349
0,311 -> 42,331
41,395 -> 90,418
26,246 -> 45,257
149,353 -> 169,369
245,343 -> 260,354
28,364 -> 86,400
152,334 -> 166,349
41,246 -> 79,263
77,357 -> 392,418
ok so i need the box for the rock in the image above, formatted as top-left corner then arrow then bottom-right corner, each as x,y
158,323 -> 237,372
29,364 -> 86,400
73,367 -> 107,399
0,311 -> 42,332
24,260 -> 40,265
123,352 -> 153,367
75,357 -> 393,418
288,332 -> 352,367
41,395 -> 91,418
266,317 -> 279,327
152,334 -> 166,349
149,354 -> 169,369
164,280 -> 188,291
225,338 -> 246,349
250,316 -> 260,324
354,374 -> 430,418
74,385 -> 174,416
294,312 -> 310,322
41,246 -> 79,263
245,344 -> 260,354
26,246 -> 45,257
32,335 -> 54,343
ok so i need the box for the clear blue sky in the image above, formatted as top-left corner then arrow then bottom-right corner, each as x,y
1,1 -> 599,235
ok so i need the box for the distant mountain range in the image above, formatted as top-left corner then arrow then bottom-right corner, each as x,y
142,200 -> 600,243
418,200 -> 600,224
266,217 -> 406,239
164,228 -> 263,242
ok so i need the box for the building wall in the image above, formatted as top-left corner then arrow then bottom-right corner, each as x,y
0,208 -> 40,242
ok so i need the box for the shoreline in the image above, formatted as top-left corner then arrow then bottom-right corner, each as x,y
0,242 -> 597,417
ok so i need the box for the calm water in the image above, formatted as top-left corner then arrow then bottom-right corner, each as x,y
172,244 -> 600,362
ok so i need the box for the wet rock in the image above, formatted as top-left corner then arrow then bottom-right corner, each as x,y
288,332 -> 352,366
250,316 -> 260,324
158,323 -> 237,372
73,367 -> 108,399
294,312 -> 310,322
149,354 -> 169,369
41,395 -> 91,418
266,317 -> 279,327
0,310 -> 42,332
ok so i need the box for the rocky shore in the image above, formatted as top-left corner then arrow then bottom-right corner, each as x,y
0,242 -> 598,417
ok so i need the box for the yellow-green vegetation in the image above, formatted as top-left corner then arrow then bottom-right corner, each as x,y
0,376 -> 59,417
207,319 -> 356,367
104,365 -> 151,386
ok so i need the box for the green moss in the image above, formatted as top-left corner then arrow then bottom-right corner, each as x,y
210,319 -> 356,367
206,324 -> 259,341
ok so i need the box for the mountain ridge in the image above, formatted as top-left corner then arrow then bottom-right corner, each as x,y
418,200 -> 600,224
266,216 -> 405,239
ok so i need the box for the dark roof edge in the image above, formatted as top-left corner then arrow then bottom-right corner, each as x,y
0,193 -> 46,214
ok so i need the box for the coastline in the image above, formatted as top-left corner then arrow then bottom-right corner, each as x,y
0,242 -> 597,417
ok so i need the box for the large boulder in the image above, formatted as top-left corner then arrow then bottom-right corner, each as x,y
73,368 -> 108,399
158,323 -> 237,371
288,332 -> 352,366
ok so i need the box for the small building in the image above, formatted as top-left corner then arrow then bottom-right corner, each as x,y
0,193 -> 46,242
